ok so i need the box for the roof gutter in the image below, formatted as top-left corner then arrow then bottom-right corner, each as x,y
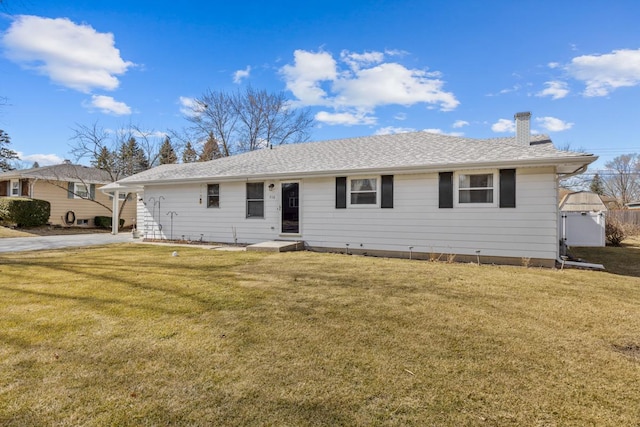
556,163 -> 589,180
115,155 -> 598,187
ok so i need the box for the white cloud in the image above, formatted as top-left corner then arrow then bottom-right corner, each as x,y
17,152 -> 64,166
1,15 -> 134,92
233,66 -> 251,83
536,116 -> 574,132
332,62 -> 458,110
452,120 -> 469,128
394,112 -> 407,121
281,50 -> 337,106
178,96 -> 203,116
537,80 -> 569,100
86,95 -> 131,115
132,129 -> 167,139
548,62 -> 560,69
423,128 -> 443,134
491,118 -> 515,133
486,84 -> 521,97
340,50 -> 384,71
421,128 -> 463,136
374,126 -> 416,135
315,110 -> 376,126
281,49 -> 459,126
566,48 -> 640,96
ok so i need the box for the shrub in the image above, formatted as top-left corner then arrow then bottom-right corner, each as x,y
606,217 -> 626,246
95,216 -> 125,228
0,197 -> 50,227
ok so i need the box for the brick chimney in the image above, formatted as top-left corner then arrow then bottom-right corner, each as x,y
514,112 -> 531,145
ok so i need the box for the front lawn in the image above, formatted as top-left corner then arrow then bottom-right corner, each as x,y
1,244 -> 639,426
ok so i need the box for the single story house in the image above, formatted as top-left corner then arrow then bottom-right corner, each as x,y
559,191 -> 606,247
103,112 -> 597,267
0,162 -> 136,227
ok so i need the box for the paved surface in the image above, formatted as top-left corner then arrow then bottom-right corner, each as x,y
0,233 -> 134,253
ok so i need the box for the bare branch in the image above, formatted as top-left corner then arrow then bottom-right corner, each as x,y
181,86 -> 314,157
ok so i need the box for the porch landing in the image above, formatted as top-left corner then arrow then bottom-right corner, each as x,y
246,240 -> 304,253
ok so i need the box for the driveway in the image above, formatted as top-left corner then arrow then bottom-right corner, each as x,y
0,233 -> 134,253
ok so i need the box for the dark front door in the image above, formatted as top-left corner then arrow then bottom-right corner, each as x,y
281,182 -> 299,234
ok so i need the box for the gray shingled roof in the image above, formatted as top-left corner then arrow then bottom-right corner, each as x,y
114,131 -> 596,185
0,163 -> 113,184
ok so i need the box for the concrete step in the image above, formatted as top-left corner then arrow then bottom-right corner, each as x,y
246,240 -> 304,253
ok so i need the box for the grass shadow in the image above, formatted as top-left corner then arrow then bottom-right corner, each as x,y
570,237 -> 640,278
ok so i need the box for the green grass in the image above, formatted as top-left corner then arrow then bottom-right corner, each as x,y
1,243 -> 639,426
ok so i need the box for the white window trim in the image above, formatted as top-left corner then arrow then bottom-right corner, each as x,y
73,182 -> 89,199
347,176 -> 380,208
206,183 -> 220,209
246,182 -> 265,219
454,170 -> 498,208
10,179 -> 20,197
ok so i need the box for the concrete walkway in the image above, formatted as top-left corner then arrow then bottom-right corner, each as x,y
0,233 -> 134,253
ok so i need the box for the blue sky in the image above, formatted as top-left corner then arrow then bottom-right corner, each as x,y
1,0 -> 639,173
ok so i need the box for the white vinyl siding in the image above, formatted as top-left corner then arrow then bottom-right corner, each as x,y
139,182 -> 278,243
134,167 -> 559,262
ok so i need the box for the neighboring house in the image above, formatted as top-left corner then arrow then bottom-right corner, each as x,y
0,162 -> 136,227
559,191 -> 607,247
103,112 -> 597,267
626,201 -> 640,209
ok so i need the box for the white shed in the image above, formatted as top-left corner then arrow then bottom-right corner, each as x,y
559,191 -> 606,247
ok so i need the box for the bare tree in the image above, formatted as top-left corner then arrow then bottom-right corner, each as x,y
69,122 -> 117,179
70,121 -> 162,180
602,153 -> 640,206
181,86 -> 314,156
29,163 -> 117,214
187,90 -> 235,157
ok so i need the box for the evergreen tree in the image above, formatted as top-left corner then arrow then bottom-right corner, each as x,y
182,142 -> 197,163
92,146 -> 116,171
159,137 -> 178,164
198,132 -> 222,162
31,161 -> 40,168
117,137 -> 148,176
0,129 -> 19,171
590,173 -> 605,195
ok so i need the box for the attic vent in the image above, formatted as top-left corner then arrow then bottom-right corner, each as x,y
514,112 -> 531,146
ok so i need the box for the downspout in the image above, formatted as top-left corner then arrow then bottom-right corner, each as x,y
555,163 -> 589,263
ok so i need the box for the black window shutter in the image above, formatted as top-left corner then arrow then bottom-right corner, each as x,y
439,172 -> 453,208
499,169 -> 516,208
381,175 -> 394,208
335,177 -> 347,209
90,184 -> 96,200
67,182 -> 74,199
